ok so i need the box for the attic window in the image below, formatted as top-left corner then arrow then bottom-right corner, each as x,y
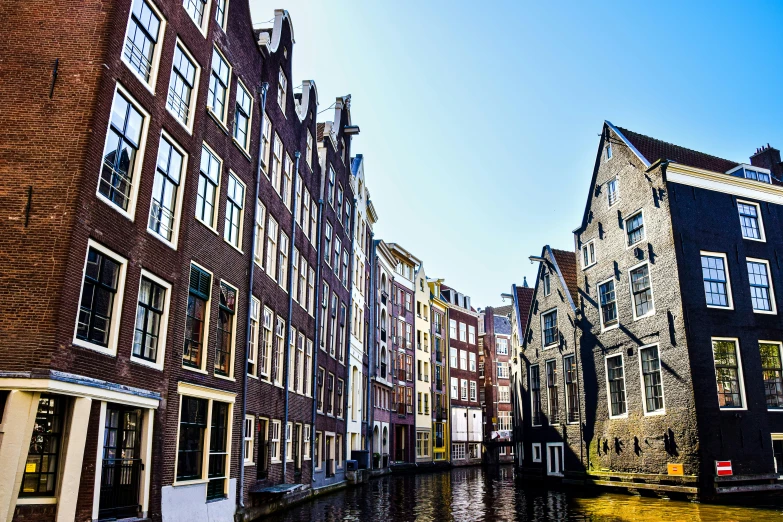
606,144 -> 613,160
727,164 -> 771,184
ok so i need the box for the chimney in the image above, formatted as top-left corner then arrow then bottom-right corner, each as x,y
750,144 -> 783,178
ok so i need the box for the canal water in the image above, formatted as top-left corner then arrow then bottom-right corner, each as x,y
263,466 -> 783,521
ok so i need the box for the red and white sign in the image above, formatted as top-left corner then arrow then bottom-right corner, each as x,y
715,460 -> 732,476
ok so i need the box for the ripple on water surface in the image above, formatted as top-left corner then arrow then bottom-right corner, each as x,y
259,466 -> 783,522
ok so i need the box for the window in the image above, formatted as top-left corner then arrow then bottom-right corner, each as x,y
416,432 -> 430,458
167,43 -> 198,128
308,268 -> 316,316
607,177 -> 618,206
214,0 -> 227,29
306,130 -> 313,168
336,434 -> 343,468
208,48 -> 230,123
546,443 -> 564,476
342,250 -> 349,288
324,221 -> 332,266
269,420 -> 281,462
184,264 -> 211,368
606,355 -> 627,418
19,395 -> 65,497
499,386 -> 510,403
542,309 -> 558,347
234,81 -> 252,151
75,243 -> 126,353
469,352 -> 476,371
738,201 -> 764,241
310,196 -> 318,245
459,350 -> 467,370
532,443 -> 542,463
196,144 -> 221,228
215,282 -> 236,376
182,0 -> 208,31
530,365 -> 542,426
546,360 -> 559,424
100,89 -> 146,214
497,362 -> 509,379
468,325 -> 476,344
224,173 -> 245,249
497,338 -> 509,355
333,237 -> 341,276
245,298 -> 260,376
701,252 -> 732,308
176,396 -> 208,481
327,373 -> 335,415
543,272 -> 551,296
285,423 -> 292,463
123,0 -> 162,84
305,340 -> 313,397
640,345 -> 665,414
277,67 -> 287,113
469,381 -> 477,402
450,377 -> 458,399
274,317 -> 285,385
282,154 -> 293,210
327,167 -> 335,206
278,231 -> 289,289
148,134 -> 185,245
625,211 -> 645,247
132,273 -> 169,365
459,322 -> 467,342
712,339 -> 744,409
291,249 -> 299,303
563,355 -> 578,423
606,144 -> 613,160
265,216 -> 278,277
581,240 -> 596,268
271,134 -> 283,194
244,415 -> 254,465
320,283 -> 329,350
298,256 -> 307,306
760,342 -> 783,409
336,184 -> 344,224
449,319 -> 457,339
253,201 -> 266,266
598,279 -> 618,329
317,367 -> 325,412
748,259 -> 775,313
452,443 -> 466,460
260,308 -> 273,378
498,411 -> 512,431
261,113 -> 272,170
629,263 -> 654,319
303,424 -> 311,460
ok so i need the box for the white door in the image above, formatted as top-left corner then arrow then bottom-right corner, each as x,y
546,443 -> 564,476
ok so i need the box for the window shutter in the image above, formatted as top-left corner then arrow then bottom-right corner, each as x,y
189,265 -> 211,300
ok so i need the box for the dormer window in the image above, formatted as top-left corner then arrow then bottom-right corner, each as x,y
727,164 -> 771,184
606,144 -> 613,160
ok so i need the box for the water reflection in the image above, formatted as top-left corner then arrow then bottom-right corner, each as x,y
261,466 -> 783,522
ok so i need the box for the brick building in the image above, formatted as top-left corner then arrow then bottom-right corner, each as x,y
442,285 -> 482,465
507,282 -> 534,465
429,279 -> 451,462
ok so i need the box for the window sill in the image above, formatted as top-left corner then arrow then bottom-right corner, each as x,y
96,192 -> 136,222
244,461 -> 255,467
195,217 -> 220,236
182,365 -> 209,375
16,497 -> 57,505
206,108 -> 230,135
643,409 -> 667,417
632,311 -> 656,322
121,59 -> 157,96
233,138 -> 253,161
146,227 -> 179,251
223,238 -> 244,255
131,355 -> 164,372
172,478 -> 208,488
214,373 -> 236,382
72,338 -> 117,358
706,304 -> 734,311
167,108 -> 194,136
753,309 -> 777,315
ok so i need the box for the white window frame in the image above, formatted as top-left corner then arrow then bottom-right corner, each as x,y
247,296 -> 260,377
278,231 -> 289,291
711,337 -> 748,411
604,353 -> 628,420
166,39 -> 200,133
531,443 -> 542,463
450,377 -> 458,400
469,381 -> 477,402
541,307 -> 558,349
628,261 -> 656,321
546,442 -> 564,476
207,46 -> 232,126
214,0 -> 229,31
624,209 -> 646,249
607,176 -> 619,207
253,201 -> 266,268
195,142 -> 222,231
233,78 -> 253,153
737,199 -> 766,242
270,419 -> 281,463
223,171 -> 246,252
182,0 -> 212,36
459,322 -> 467,342
581,239 -> 596,269
468,325 -> 476,344
243,415 -> 254,465
73,240 -> 128,356
638,343 -> 666,416
121,0 -> 166,92
606,144 -> 613,160
147,130 -> 188,250
543,272 -> 551,296
700,251 -> 733,310
597,277 -> 619,332
277,67 -> 287,114
182,261 -> 213,373
98,84 -> 150,221
762,341 -> 783,413
747,257 -> 777,315
215,279 -> 239,379
130,268 -> 172,371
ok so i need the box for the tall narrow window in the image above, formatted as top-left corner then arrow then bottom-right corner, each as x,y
269,420 -> 281,462
310,196 -> 318,244
124,0 -> 162,83
265,217 -> 278,277
702,253 -> 731,308
738,201 -> 763,240
564,355 -> 578,423
254,201 -> 265,265
278,232 -> 289,290
270,134 -> 283,195
184,265 -> 211,368
277,67 -> 287,113
77,247 -> 122,348
177,396 -> 208,481
712,339 -> 743,409
607,177 -> 618,206
214,0 -> 227,29
196,145 -> 221,227
306,129 -> 313,167
748,259 -> 775,313
224,174 -> 244,249
182,0 -> 206,29
298,255 -> 307,306
606,355 -> 626,417
215,282 -> 236,376
133,276 -> 166,363
19,395 -> 65,497
234,81 -> 252,150
543,272 -> 551,296
581,240 -> 596,268
542,309 -> 558,347
100,90 -> 145,212
149,135 -> 184,243
640,345 -> 664,413
630,263 -> 654,318
274,317 -> 285,385
305,340 -> 313,397
342,250 -> 349,288
530,365 -> 542,426
760,342 -> 783,409
327,167 -> 335,207
207,402 -> 229,499
261,113 -> 272,170
333,237 -> 341,276
282,154 -> 293,209
625,211 -> 645,246
167,43 -> 197,127
248,297 -> 259,376
260,307 -> 273,378
469,381 -> 477,402
308,268 -> 316,316
546,360 -> 559,424
598,279 -> 618,328
208,48 -> 230,122
336,185 -> 344,224
324,222 -> 333,266
243,416 -> 254,465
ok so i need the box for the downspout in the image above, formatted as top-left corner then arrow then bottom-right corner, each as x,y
238,82 -> 268,508
365,232 -> 377,456
343,197 -> 357,463
310,191 -> 326,482
281,151 -> 302,480
574,310 -> 584,470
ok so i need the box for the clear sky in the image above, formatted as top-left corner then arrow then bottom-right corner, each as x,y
249,0 -> 783,308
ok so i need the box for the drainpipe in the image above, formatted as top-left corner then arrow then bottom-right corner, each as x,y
238,82 -> 268,509
310,192 -> 325,482
281,151 -> 302,480
573,316 -> 584,470
365,232 -> 377,457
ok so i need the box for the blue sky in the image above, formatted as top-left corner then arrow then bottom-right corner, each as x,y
250,0 -> 783,307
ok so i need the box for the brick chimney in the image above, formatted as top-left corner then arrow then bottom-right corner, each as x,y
750,144 -> 783,178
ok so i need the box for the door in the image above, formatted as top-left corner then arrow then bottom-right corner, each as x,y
395,426 -> 406,462
99,405 -> 143,520
326,435 -> 334,477
772,435 -> 783,475
546,443 -> 564,476
257,418 -> 268,479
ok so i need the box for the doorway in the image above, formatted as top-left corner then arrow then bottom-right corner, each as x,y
99,405 -> 143,520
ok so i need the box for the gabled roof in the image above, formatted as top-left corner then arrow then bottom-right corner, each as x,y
551,248 -> 578,303
494,315 -> 512,336
513,285 -> 534,339
492,305 -> 514,319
